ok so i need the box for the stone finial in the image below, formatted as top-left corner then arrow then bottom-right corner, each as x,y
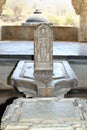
0,0 -> 6,15
72,0 -> 83,15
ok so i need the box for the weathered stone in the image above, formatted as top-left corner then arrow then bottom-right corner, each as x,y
10,60 -> 77,97
72,0 -> 87,42
0,0 -> 6,15
0,81 -> 23,105
1,98 -> 87,130
1,26 -> 78,41
72,0 -> 83,15
34,24 -> 53,78
10,24 -> 77,97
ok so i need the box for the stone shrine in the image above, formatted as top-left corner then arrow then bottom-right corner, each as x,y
10,24 -> 77,97
2,20 -> 87,130
1,1 -> 87,130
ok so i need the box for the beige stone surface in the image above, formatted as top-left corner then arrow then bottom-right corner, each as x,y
1,26 -> 78,41
72,0 -> 87,42
0,0 -> 6,15
72,0 -> 83,15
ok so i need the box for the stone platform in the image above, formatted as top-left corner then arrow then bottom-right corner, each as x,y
10,60 -> 77,97
1,97 -> 87,130
0,41 -> 87,60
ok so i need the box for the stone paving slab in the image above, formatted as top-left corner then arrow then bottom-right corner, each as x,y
1,97 -> 87,130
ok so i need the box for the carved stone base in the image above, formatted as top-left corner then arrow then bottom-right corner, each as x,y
10,60 -> 77,97
1,98 -> 87,130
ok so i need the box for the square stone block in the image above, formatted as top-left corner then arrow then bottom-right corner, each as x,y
1,98 -> 87,130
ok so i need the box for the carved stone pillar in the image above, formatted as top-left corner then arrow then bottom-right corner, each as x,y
0,0 -> 6,15
72,0 -> 87,42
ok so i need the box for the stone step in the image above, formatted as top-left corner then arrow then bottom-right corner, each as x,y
1,97 -> 87,130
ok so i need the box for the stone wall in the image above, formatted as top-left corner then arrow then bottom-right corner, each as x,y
1,25 -> 78,41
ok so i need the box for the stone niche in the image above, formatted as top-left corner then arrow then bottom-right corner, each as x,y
72,0 -> 87,42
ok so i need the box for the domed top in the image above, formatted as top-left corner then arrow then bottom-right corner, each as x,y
26,9 -> 49,23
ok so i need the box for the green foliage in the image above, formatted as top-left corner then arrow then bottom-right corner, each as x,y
64,11 -> 79,26
47,14 -> 63,25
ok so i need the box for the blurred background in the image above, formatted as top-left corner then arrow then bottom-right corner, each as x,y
0,0 -> 79,26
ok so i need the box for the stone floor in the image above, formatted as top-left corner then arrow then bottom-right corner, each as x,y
0,41 -> 87,128
1,98 -> 87,130
0,41 -> 87,59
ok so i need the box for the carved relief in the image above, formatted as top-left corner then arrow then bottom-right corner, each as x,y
34,24 -> 53,75
0,0 -> 6,5
72,0 -> 87,41
0,0 -> 6,15
72,0 -> 83,15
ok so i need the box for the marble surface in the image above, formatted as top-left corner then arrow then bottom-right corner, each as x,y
1,98 -> 87,130
10,60 -> 77,97
0,41 -> 87,58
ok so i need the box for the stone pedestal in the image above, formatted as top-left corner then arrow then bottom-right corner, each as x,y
1,97 -> 87,130
10,60 -> 77,97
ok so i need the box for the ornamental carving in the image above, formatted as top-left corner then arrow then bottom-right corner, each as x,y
72,0 -> 83,15
34,24 -> 53,75
0,0 -> 6,5
0,0 -> 6,15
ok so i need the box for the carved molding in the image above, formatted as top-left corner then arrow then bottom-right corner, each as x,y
0,0 -> 6,15
0,0 -> 6,5
72,0 -> 83,15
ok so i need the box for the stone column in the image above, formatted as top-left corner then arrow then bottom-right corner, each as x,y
0,0 -> 6,15
72,0 -> 87,42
